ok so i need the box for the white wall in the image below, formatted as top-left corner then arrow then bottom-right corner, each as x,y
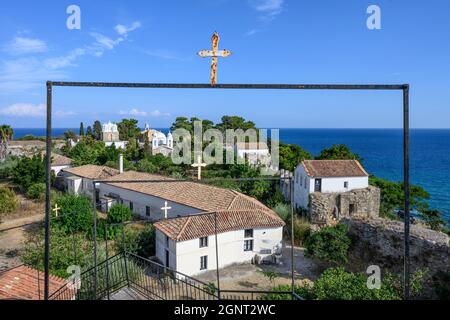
52,164 -> 72,176
98,183 -> 202,220
293,164 -> 368,209
156,227 -> 283,277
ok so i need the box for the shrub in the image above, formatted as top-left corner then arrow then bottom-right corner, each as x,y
0,187 -> 18,215
291,217 -> 311,246
272,203 -> 290,222
53,194 -> 94,234
114,224 -> 156,257
107,204 -> 132,224
265,268 -> 425,300
304,224 -> 351,265
11,155 -> 45,191
0,156 -> 18,179
26,183 -> 46,201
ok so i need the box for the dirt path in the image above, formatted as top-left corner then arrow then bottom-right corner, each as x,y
0,214 -> 43,271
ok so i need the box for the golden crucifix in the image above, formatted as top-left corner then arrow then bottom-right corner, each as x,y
198,32 -> 232,86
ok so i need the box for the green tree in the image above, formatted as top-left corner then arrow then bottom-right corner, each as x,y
53,194 -> 94,234
26,183 -> 46,201
108,204 -> 132,224
279,142 -> 312,171
79,122 -> 85,137
63,130 -> 77,141
117,119 -> 140,141
86,126 -> 93,138
93,120 -> 102,140
304,224 -> 351,265
315,144 -> 362,162
216,115 -> 256,131
420,209 -> 446,231
0,187 -> 18,216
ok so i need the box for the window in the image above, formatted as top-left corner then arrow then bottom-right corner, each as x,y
129,201 -> 134,211
344,181 -> 349,188
296,172 -> 299,184
200,256 -> 208,270
166,235 -> 170,247
299,173 -> 302,186
304,177 -> 307,189
244,229 -> 253,238
199,237 -> 208,248
244,240 -> 254,252
146,206 -> 151,217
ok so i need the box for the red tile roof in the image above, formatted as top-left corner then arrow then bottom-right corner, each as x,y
0,265 -> 67,300
301,160 -> 368,178
154,210 -> 285,242
63,164 -> 119,180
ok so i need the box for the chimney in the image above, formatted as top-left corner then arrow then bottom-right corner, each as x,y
119,153 -> 124,174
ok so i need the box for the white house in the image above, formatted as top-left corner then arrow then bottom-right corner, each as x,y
61,164 -> 120,200
95,169 -> 285,276
293,160 -> 369,209
102,121 -> 127,149
154,210 -> 284,277
51,153 -> 73,176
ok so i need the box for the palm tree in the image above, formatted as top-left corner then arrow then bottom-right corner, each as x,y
0,125 -> 14,161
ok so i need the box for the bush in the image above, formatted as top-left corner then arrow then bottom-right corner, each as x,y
11,155 -> 45,191
0,156 -> 18,179
304,224 -> 351,265
272,203 -> 290,223
53,194 -> 94,234
291,217 -> 311,246
0,187 -> 18,215
114,224 -> 156,257
107,204 -> 132,224
26,183 -> 46,201
265,268 -> 425,300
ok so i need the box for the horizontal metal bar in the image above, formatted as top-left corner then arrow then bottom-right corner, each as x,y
48,81 -> 406,90
95,177 -> 289,183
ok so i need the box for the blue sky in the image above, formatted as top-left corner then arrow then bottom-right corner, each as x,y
0,0 -> 449,129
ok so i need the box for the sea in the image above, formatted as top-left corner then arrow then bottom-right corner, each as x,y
12,128 -> 450,221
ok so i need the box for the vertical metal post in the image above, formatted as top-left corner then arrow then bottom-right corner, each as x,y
290,176 -> 295,293
105,224 -> 110,300
214,212 -> 221,300
44,81 -> 52,300
403,84 -> 410,300
122,224 -> 130,287
92,180 -> 98,298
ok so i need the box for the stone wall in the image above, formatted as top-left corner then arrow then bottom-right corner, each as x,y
309,186 -> 380,224
342,217 -> 450,298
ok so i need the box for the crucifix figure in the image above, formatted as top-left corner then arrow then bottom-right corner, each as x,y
53,204 -> 61,218
161,201 -> 172,219
198,32 -> 231,86
192,155 -> 207,180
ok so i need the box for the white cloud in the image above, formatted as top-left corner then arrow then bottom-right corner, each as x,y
3,37 -> 48,55
244,29 -> 259,37
119,108 -> 170,117
250,0 -> 284,19
115,21 -> 142,36
0,22 -> 141,93
0,103 -> 76,118
0,103 -> 45,117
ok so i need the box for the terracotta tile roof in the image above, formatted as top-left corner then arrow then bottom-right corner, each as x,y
103,170 -> 276,214
63,164 -> 119,180
51,153 -> 73,166
301,160 -> 368,178
154,210 -> 285,242
0,265 -> 67,300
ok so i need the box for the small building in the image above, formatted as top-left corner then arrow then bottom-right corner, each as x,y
139,123 -> 173,156
292,160 -> 379,224
154,210 -> 285,277
61,164 -> 120,200
102,121 -> 127,149
0,265 -> 67,300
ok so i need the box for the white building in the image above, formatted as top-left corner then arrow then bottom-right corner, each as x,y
51,153 -> 73,176
140,124 -> 173,156
102,121 -> 127,149
61,164 -> 120,200
96,169 -> 285,276
293,160 -> 369,209
154,211 -> 284,277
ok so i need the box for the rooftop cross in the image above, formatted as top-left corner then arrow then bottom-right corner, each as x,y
52,203 -> 61,218
161,201 -> 172,219
191,155 -> 207,180
198,32 -> 231,86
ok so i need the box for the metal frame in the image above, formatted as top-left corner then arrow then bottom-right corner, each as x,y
44,81 -> 410,300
